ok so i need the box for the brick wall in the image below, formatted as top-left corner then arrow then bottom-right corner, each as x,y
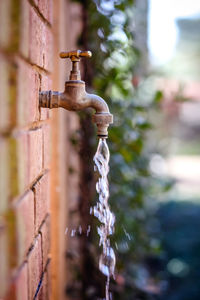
0,0 -> 81,299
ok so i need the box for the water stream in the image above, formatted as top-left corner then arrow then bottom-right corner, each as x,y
92,138 -> 116,300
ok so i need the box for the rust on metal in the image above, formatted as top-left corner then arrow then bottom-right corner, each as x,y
59,50 -> 92,61
39,50 -> 113,137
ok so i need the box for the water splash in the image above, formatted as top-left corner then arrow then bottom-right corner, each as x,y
93,138 -> 116,300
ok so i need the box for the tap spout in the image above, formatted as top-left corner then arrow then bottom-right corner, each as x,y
84,93 -> 113,137
39,82 -> 113,137
84,93 -> 109,114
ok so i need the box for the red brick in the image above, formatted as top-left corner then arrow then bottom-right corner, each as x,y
0,0 -> 21,52
5,262 -> 28,300
16,131 -> 29,195
47,260 -> 51,298
39,215 -> 50,270
29,7 -> 44,68
29,8 -> 53,71
15,190 -> 34,264
15,263 -> 28,300
33,172 -> 50,232
0,227 -> 9,298
28,234 -> 42,300
9,136 -> 20,198
0,56 -> 10,131
0,0 -> 11,48
43,124 -> 51,169
0,138 -> 9,213
38,270 -> 48,300
20,0 -> 30,58
38,0 -> 53,24
8,131 -> 29,198
5,209 -> 18,269
38,260 -> 51,300
44,25 -> 53,71
0,57 -> 18,131
48,0 -> 53,25
33,0 -> 39,6
17,58 -> 39,126
28,128 -> 43,183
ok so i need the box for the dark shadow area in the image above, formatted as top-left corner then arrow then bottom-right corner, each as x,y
156,201 -> 200,300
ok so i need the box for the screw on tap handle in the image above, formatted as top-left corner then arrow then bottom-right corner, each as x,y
59,50 -> 92,61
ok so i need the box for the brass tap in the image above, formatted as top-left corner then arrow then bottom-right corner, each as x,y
39,50 -> 113,137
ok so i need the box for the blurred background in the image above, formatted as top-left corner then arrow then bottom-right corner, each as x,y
74,0 -> 200,299
0,0 -> 200,299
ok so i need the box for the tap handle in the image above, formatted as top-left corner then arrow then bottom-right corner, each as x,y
60,50 -> 92,62
60,50 -> 92,80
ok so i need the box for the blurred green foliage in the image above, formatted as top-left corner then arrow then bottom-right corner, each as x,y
71,0 -> 171,299
68,2 -> 200,300
81,1 -> 168,298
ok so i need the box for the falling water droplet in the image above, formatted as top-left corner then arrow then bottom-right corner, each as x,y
123,227 -> 131,241
87,225 -> 91,237
99,246 -> 116,278
71,229 -> 76,237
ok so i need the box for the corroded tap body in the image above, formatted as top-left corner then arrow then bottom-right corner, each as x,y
39,50 -> 113,137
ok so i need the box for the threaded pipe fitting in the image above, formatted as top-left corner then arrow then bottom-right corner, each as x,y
39,91 -> 60,109
92,113 -> 113,137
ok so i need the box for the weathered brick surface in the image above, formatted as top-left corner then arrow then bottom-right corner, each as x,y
15,190 -> 34,264
43,124 -> 51,169
29,7 -> 53,71
28,128 -> 43,184
0,0 -> 55,297
29,7 -> 44,68
38,268 -> 49,300
9,136 -> 20,198
16,131 -> 29,194
0,138 -> 9,214
38,260 -> 51,300
8,131 -> 30,198
20,0 -> 30,58
46,260 -> 51,298
38,0 -> 53,24
28,234 -> 42,300
5,209 -> 18,269
15,263 -> 28,300
0,0 -> 54,296
0,0 -> 11,49
0,134 -> 28,204
0,226 -> 9,298
0,58 -> 18,131
0,0 -> 79,297
40,215 -> 50,270
0,55 -> 10,131
17,58 -> 39,126
33,0 -> 39,7
5,262 -> 28,300
33,172 -> 50,232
